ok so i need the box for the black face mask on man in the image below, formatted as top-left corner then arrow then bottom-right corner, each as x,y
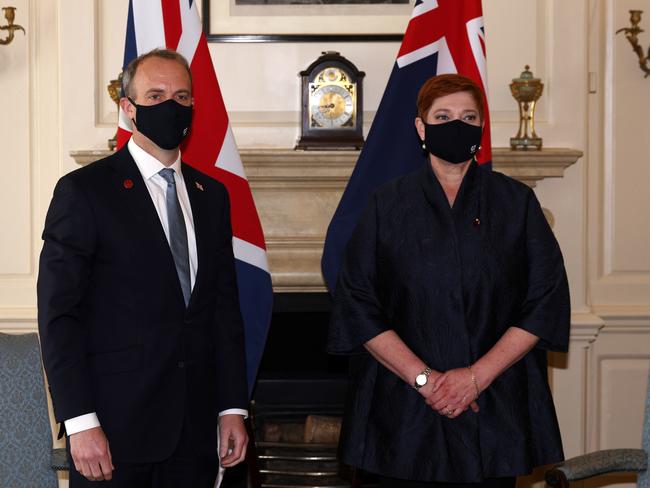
128,97 -> 193,150
422,119 -> 483,164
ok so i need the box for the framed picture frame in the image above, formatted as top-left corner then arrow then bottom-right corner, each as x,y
202,0 -> 411,42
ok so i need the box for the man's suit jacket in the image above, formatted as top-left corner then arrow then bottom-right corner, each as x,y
37,146 -> 248,463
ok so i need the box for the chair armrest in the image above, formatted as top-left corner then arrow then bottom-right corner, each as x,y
546,449 -> 647,488
51,448 -> 69,471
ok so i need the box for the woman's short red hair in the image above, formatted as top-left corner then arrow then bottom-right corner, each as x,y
416,74 -> 485,121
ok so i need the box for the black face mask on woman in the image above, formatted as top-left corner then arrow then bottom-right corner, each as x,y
128,97 -> 193,150
423,119 -> 483,164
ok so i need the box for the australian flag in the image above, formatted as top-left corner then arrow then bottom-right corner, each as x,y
321,0 -> 492,292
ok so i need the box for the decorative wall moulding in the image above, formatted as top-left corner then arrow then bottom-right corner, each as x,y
0,307 -> 38,324
70,147 -> 581,292
568,313 -> 606,344
590,305 -> 650,324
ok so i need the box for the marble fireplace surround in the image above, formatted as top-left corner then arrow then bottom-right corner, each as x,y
71,148 -> 582,293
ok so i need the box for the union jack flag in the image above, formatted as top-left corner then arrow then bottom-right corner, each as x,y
322,0 -> 491,291
117,0 -> 273,394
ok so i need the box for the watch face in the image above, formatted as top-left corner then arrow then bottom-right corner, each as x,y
309,67 -> 356,130
415,374 -> 427,387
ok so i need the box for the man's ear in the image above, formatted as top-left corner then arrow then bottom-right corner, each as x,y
119,97 -> 135,119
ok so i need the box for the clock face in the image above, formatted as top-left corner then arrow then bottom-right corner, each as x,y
309,67 -> 356,130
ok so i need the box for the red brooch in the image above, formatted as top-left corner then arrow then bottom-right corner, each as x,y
123,179 -> 134,189
473,218 -> 481,227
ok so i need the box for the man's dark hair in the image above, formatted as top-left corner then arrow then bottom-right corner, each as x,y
121,48 -> 192,99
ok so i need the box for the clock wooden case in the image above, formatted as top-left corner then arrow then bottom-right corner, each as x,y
296,51 -> 365,150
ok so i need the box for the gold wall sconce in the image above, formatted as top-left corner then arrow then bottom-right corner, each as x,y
0,6 -> 25,46
616,10 -> 650,78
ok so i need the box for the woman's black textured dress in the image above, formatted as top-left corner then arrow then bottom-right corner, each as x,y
328,161 -> 570,482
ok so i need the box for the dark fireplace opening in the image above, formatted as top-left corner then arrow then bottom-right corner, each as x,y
248,292 -> 354,488
255,292 -> 348,382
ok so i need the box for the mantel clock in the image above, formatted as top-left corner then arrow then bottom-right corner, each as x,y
296,51 -> 365,150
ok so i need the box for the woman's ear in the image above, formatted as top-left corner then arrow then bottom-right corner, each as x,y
415,117 -> 425,141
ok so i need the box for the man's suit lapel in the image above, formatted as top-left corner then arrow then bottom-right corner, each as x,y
107,147 -> 186,308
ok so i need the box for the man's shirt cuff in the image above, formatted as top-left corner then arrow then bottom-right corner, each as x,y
64,412 -> 101,436
65,410 -> 247,435
219,408 -> 248,419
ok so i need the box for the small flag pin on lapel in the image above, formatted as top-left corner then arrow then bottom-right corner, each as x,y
195,181 -> 204,191
123,179 -> 134,189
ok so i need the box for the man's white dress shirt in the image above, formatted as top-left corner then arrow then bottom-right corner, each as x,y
64,139 -> 247,436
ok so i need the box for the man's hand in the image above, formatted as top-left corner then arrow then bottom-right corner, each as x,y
219,414 -> 248,468
69,426 -> 114,481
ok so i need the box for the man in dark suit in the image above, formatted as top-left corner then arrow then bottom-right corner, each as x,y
38,49 -> 249,487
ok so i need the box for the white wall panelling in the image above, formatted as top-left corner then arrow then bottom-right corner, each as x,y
582,317 -> 650,488
96,0 -> 129,127
588,0 -> 650,308
0,0 -> 31,276
0,0 -> 61,323
1,3 -> 649,488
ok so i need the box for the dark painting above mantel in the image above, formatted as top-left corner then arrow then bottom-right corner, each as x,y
202,0 -> 410,42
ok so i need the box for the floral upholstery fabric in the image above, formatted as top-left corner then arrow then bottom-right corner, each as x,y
556,449 -> 646,480
0,333 -> 58,488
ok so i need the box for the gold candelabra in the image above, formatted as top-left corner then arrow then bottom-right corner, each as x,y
616,10 -> 650,78
0,6 -> 25,46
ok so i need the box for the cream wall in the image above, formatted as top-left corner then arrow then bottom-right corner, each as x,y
0,1 -> 648,487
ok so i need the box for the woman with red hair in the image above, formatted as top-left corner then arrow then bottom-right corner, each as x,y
329,74 -> 570,488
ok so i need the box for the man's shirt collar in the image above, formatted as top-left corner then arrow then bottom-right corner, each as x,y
127,138 -> 182,180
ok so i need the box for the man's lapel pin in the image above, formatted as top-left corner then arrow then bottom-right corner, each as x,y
195,181 -> 204,192
123,179 -> 134,189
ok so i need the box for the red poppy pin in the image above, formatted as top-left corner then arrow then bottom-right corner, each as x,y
195,181 -> 204,192
123,179 -> 134,189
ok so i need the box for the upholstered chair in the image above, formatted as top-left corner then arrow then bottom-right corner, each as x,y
546,369 -> 649,488
0,332 -> 67,487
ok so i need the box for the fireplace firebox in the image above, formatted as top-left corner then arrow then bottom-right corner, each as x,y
248,293 -> 353,488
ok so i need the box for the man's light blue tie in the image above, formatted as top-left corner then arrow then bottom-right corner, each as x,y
159,168 -> 191,307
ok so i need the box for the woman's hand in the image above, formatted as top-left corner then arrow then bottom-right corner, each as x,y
421,327 -> 541,419
423,368 -> 480,419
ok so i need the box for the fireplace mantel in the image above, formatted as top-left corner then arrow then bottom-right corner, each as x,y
70,147 -> 582,292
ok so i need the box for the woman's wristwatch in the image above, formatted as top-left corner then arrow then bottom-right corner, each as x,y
413,366 -> 432,390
